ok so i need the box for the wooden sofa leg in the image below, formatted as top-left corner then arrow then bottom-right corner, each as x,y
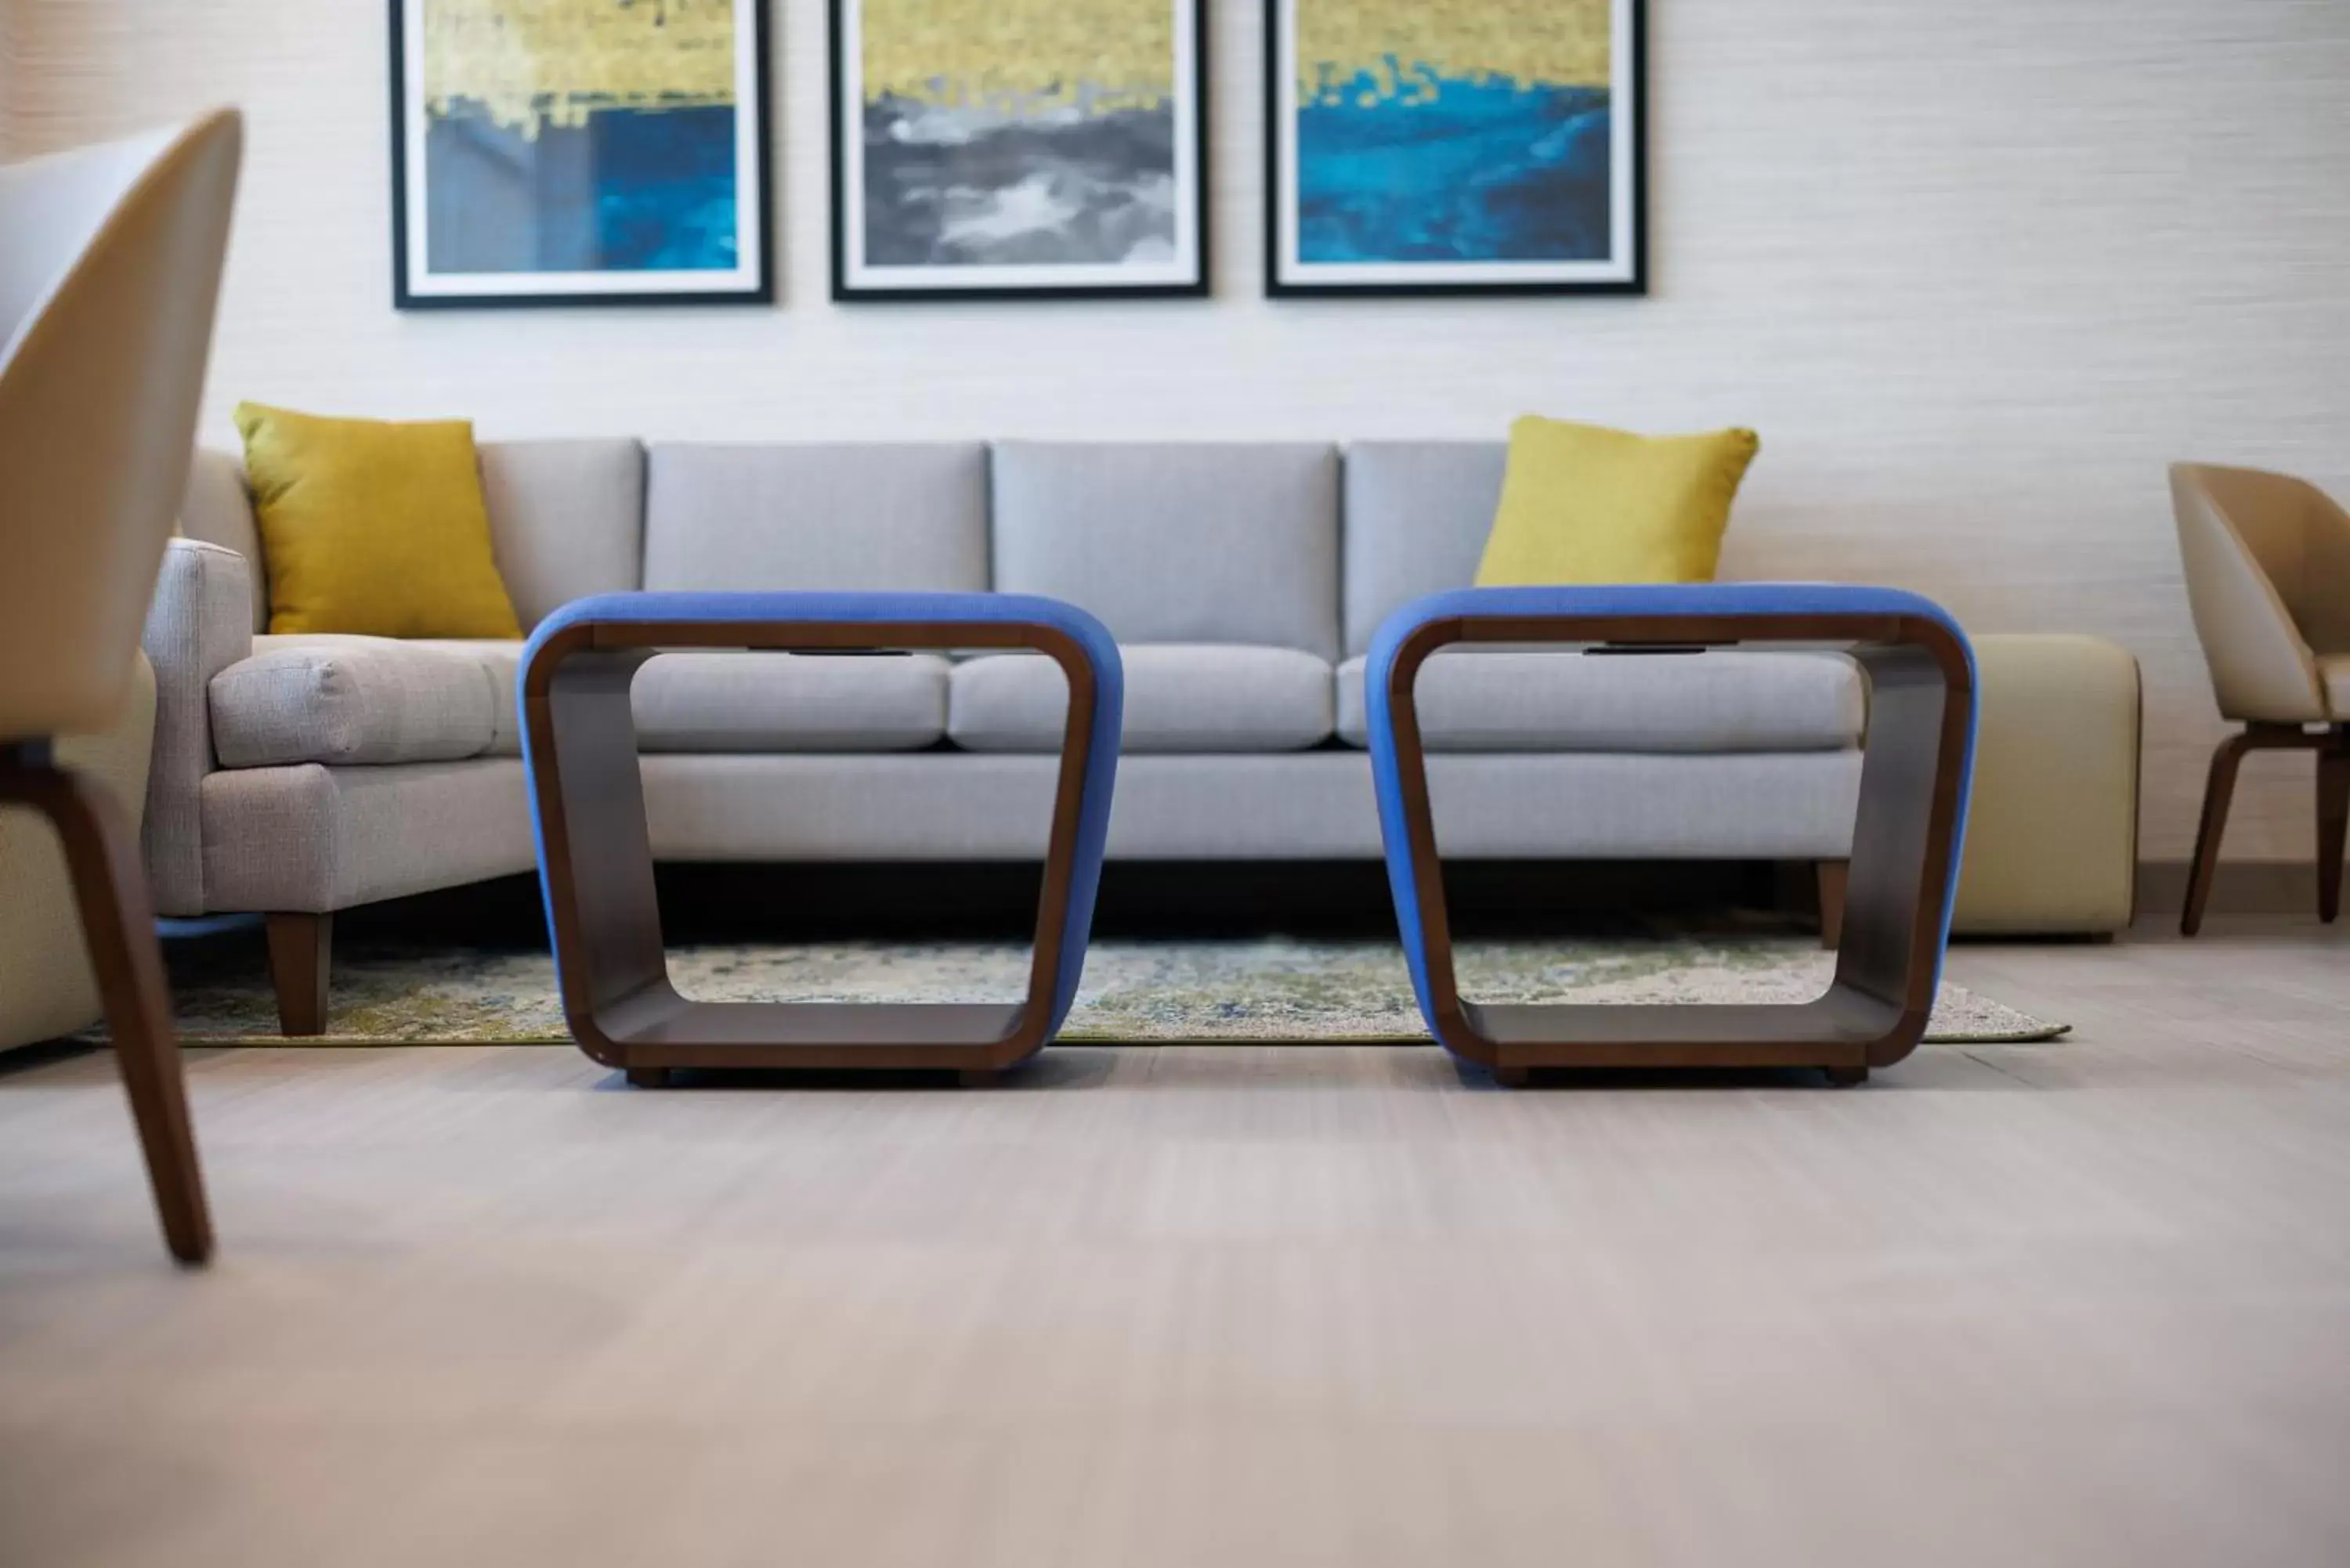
1816,860 -> 1849,950
266,913 -> 333,1037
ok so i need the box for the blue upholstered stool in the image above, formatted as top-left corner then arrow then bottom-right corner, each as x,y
1367,583 -> 1977,1087
519,592 -> 1123,1086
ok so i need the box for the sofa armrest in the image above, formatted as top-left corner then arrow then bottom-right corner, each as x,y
141,538 -> 254,915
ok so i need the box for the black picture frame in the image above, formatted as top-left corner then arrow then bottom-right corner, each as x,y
1263,0 -> 1647,298
389,0 -> 776,311
829,0 -> 1211,303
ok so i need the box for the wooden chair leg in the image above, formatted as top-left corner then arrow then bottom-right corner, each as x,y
266,912 -> 332,1037
1815,860 -> 1849,950
0,747 -> 212,1265
2182,732 -> 2253,937
2318,735 -> 2348,925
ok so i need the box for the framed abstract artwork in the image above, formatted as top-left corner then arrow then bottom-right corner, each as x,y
390,0 -> 773,309
830,0 -> 1209,301
1265,0 -> 1645,297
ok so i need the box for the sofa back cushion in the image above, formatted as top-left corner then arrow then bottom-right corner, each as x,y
180,447 -> 269,632
992,442 -> 1341,659
1342,441 -> 1506,657
479,440 -> 646,630
643,442 -> 989,594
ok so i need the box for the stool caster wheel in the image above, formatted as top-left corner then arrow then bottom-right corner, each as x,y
626,1068 -> 672,1089
1824,1065 -> 1869,1089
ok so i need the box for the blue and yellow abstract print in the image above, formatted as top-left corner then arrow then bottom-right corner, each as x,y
421,0 -> 741,274
1294,0 -> 1614,265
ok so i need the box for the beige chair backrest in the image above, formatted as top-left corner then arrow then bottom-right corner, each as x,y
2171,462 -> 2350,724
0,110 -> 242,740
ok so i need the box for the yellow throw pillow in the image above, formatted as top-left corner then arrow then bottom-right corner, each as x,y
234,403 -> 523,639
1475,417 -> 1762,587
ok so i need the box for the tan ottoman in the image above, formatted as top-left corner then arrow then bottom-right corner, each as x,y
1950,634 -> 2140,936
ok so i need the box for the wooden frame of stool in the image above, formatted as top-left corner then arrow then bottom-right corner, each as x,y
1367,586 -> 1977,1088
519,594 -> 1122,1086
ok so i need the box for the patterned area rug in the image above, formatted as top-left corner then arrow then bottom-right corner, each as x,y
150,938 -> 2067,1046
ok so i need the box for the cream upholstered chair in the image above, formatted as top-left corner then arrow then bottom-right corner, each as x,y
2171,463 -> 2350,936
0,111 -> 242,1263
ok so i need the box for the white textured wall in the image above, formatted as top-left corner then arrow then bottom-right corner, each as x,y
0,1 -> 17,159
9,0 -> 2350,863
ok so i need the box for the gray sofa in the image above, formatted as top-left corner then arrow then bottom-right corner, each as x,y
153,439 -> 1871,1031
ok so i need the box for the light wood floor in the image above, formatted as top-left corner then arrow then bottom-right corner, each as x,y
2,917 -> 2347,1568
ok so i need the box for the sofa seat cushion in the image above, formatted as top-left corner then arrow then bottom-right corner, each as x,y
1334,649 -> 1865,753
630,652 -> 950,753
414,641 -> 525,754
950,645 -> 1334,754
210,635 -> 520,768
